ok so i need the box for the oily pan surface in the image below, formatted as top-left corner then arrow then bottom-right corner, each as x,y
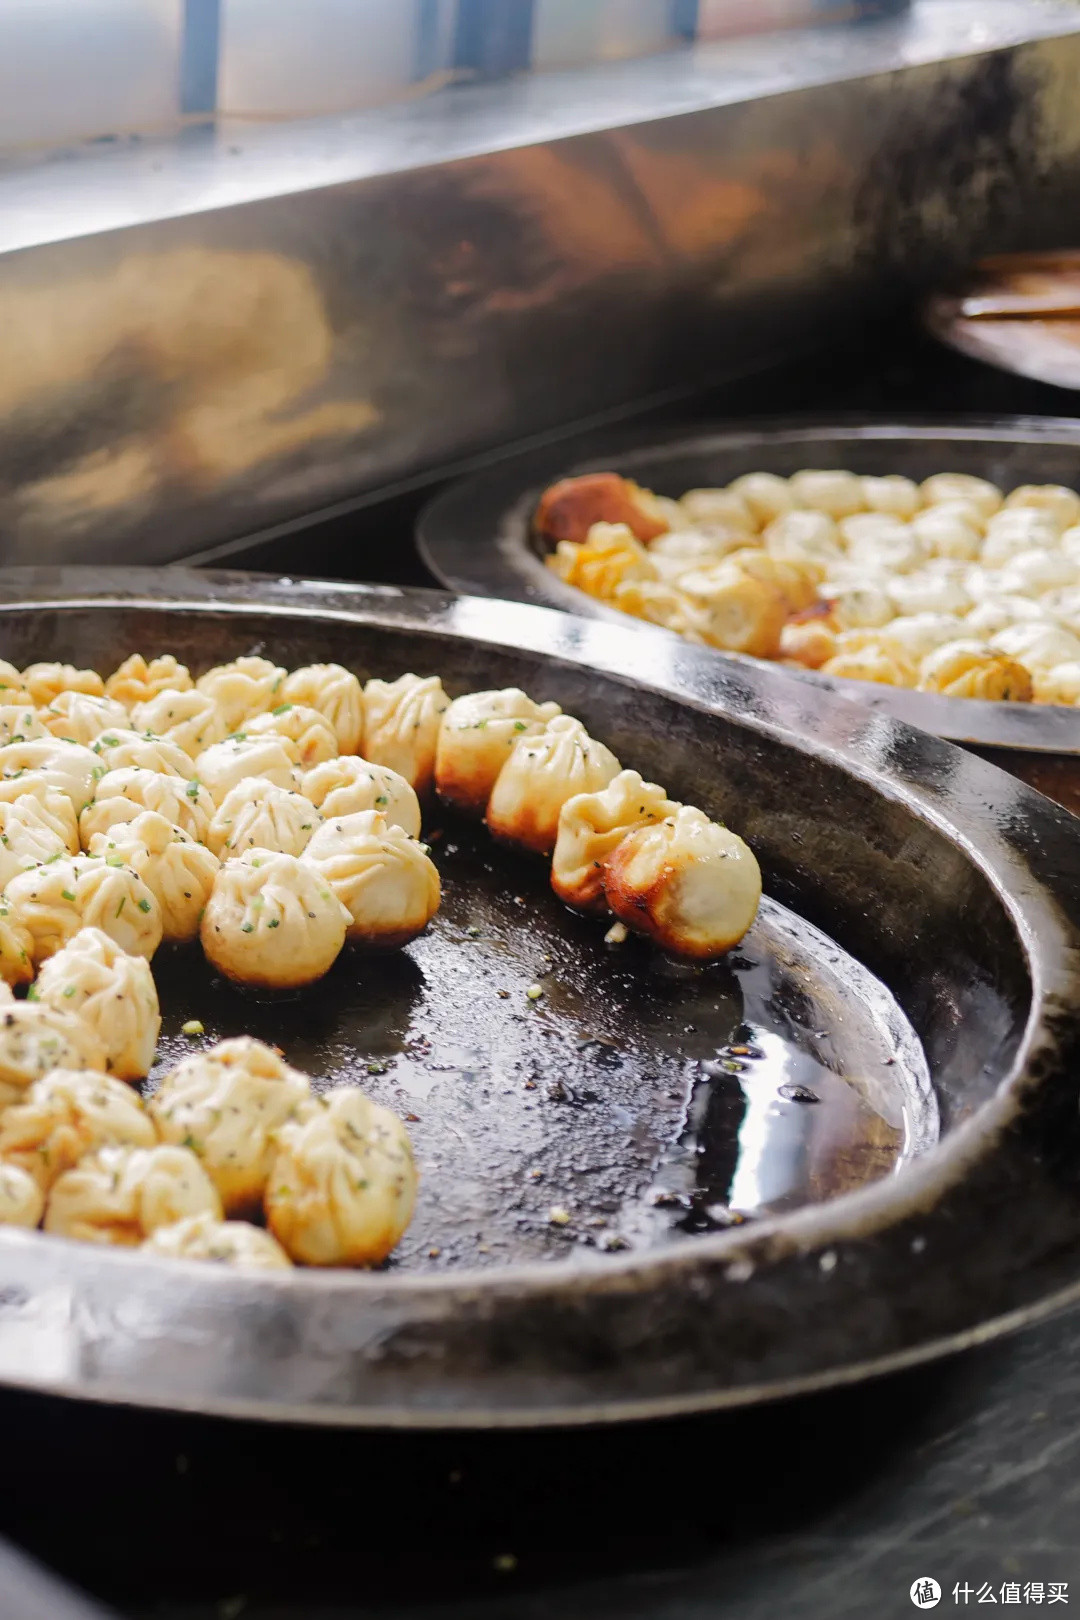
0,600 -> 934,1275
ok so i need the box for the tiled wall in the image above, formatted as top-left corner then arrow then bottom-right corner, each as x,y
0,0 -> 183,150
0,0 -> 910,152
532,1 -> 679,71
218,0 -> 457,117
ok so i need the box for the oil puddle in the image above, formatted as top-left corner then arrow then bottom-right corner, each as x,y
619,1028 -> 905,1250
148,820 -> 936,1271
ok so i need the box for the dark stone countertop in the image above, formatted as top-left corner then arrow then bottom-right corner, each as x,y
3,1293 -> 1080,1618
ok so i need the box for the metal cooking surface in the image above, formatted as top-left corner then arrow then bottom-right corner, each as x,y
0,571 -> 1076,1426
149,820 -> 933,1273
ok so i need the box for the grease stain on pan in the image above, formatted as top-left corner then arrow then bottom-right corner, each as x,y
148,820 -> 936,1273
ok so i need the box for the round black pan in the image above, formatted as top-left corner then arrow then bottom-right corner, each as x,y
0,567 -> 1077,1428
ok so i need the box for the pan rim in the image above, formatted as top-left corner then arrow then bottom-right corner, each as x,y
0,570 -> 1061,1293
0,1265 -> 1079,1431
0,566 -> 1075,1423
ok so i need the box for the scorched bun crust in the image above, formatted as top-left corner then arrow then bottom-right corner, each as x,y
551,770 -> 679,914
604,806 -> 762,961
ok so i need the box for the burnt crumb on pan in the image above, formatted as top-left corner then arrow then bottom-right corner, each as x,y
702,1204 -> 751,1228
650,1188 -> 690,1209
546,1079 -> 599,1105
678,1193 -> 754,1234
779,1083 -> 821,1103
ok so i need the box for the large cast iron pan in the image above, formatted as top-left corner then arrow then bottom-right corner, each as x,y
0,567 -> 1078,1429
417,417 -> 1080,809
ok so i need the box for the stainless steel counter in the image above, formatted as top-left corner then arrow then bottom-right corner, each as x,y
1,0 -> 1079,565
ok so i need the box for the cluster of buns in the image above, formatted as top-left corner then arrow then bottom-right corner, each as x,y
0,652 -> 442,1268
438,690 -> 762,960
0,654 -> 443,992
0,1029 -> 416,1268
539,469 -> 1080,704
0,650 -> 763,1271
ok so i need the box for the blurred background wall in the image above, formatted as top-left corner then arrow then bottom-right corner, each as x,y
0,0 -> 909,155
3,0 -> 1075,573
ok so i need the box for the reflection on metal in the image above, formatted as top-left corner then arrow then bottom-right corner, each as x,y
1,1 -> 1080,565
926,250 -> 1080,391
